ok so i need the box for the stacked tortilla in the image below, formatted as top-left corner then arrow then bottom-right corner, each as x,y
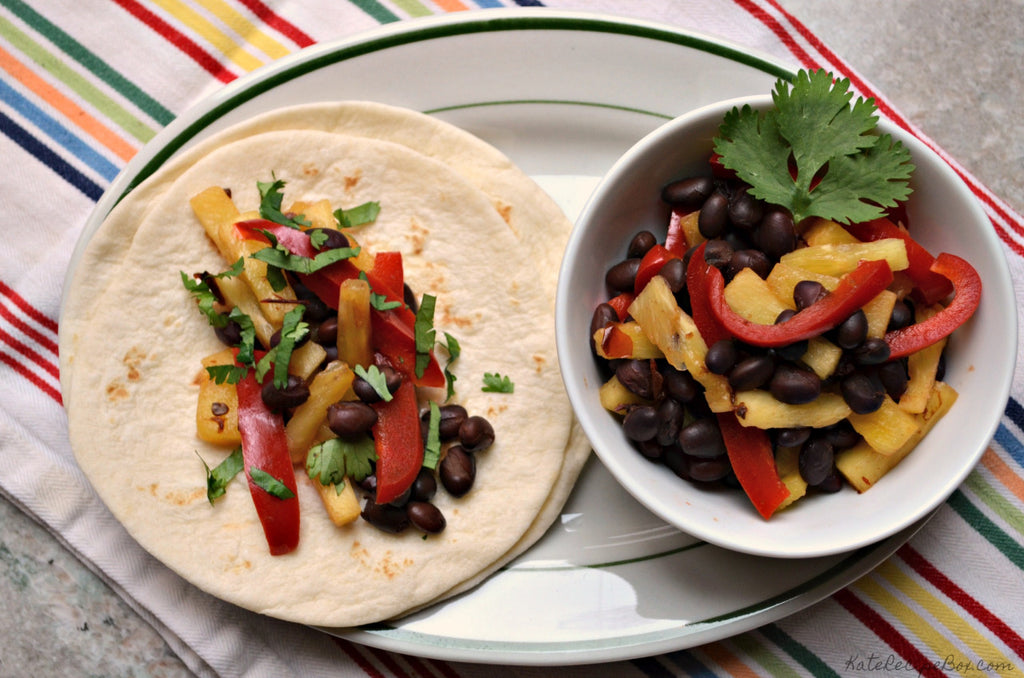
59,102 -> 589,627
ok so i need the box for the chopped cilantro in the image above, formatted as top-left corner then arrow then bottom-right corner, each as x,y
230,307 -> 257,368
255,305 -> 308,389
180,259 -> 244,327
482,372 -> 514,393
249,467 -> 296,499
205,363 -> 248,385
306,435 -> 377,493
414,294 -> 437,379
199,447 -> 243,504
423,402 -> 442,470
354,364 -> 393,402
441,332 -> 461,401
257,176 -> 310,229
713,69 -> 914,225
334,201 -> 381,228
250,238 -> 360,274
369,290 -> 402,311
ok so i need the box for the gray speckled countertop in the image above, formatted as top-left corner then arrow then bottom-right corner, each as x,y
1,2 -> 1020,677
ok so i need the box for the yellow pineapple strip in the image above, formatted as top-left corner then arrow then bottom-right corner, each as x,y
337,278 -> 374,369
593,321 -> 665,360
774,445 -> 808,510
899,305 -> 947,414
846,395 -> 919,455
733,389 -> 850,429
800,218 -> 860,246
779,239 -> 909,277
195,348 -> 241,446
599,375 -> 651,414
307,424 -> 362,527
285,361 -> 355,463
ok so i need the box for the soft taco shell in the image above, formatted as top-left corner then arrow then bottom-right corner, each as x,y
62,129 -> 582,626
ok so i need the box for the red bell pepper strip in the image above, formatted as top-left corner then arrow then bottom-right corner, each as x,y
884,252 -> 982,359
716,412 -> 790,520
844,218 -> 954,305
708,258 -> 894,347
606,292 -> 635,322
596,324 -> 635,359
234,363 -> 301,556
371,307 -> 447,388
634,244 -> 680,295
686,242 -> 733,347
371,378 -> 424,504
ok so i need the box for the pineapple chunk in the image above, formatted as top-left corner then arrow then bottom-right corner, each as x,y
779,239 -> 909,277
800,218 -> 860,246
724,268 -> 792,324
862,289 -> 898,338
189,186 -> 240,254
285,361 -> 355,463
733,389 -> 851,429
846,395 -> 919,455
290,341 -> 328,381
286,199 -> 334,230
593,321 -> 665,360
837,382 -> 958,492
800,338 -> 843,380
898,305 -> 947,414
672,209 -> 703,250
766,261 -> 839,301
628,276 -> 732,412
214,273 -> 275,349
774,445 -> 808,510
196,348 -> 241,446
307,425 -> 362,526
337,278 -> 373,369
599,375 -> 651,414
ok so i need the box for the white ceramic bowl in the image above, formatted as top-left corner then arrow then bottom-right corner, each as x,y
556,94 -> 1017,558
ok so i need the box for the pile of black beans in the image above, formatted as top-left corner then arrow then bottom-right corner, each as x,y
593,172 -> 929,494
204,230 -> 496,536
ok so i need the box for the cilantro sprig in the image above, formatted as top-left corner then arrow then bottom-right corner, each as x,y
258,176 -> 310,229
306,435 -> 377,493
482,372 -> 514,393
713,69 -> 914,225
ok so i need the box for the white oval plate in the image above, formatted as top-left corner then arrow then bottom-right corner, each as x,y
68,9 -> 932,667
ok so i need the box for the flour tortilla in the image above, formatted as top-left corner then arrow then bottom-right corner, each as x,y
61,123 -> 589,626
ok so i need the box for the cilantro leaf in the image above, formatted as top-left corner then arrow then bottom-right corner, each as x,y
180,259 -> 244,328
199,447 -> 243,504
230,307 -> 257,367
250,240 -> 360,274
441,332 -> 460,401
205,364 -> 248,385
414,294 -> 437,379
255,305 -> 308,389
369,290 -> 402,311
482,372 -> 514,393
354,364 -> 393,402
249,468 -> 296,499
306,436 -> 377,493
423,402 -> 442,470
713,69 -> 913,225
257,176 -> 310,229
334,201 -> 380,228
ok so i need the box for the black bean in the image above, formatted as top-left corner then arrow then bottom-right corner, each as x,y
758,209 -> 797,260
410,467 -> 437,502
357,473 -> 377,494
214,315 -> 243,346
662,445 -> 691,480
327,401 -> 378,437
308,227 -> 350,250
315,316 -> 339,345
728,249 -> 771,279
702,238 -> 734,269
813,469 -> 844,493
661,176 -> 715,211
776,427 -> 811,448
822,421 -> 861,450
269,324 -> 309,349
774,338 -> 808,362
616,359 -> 659,400
853,338 -> 891,365
622,405 -> 659,442
605,258 -> 642,293
656,398 -> 685,446
698,192 -> 729,239
799,438 -> 834,486
361,500 -> 409,533
888,299 -> 914,330
688,456 -> 732,483
590,303 -> 618,352
403,284 -> 418,314
705,339 -> 738,375
728,354 -> 776,391
835,310 -> 868,350
388,485 -> 412,508
841,372 -> 885,414
661,368 -> 700,404
407,501 -> 446,534
877,361 -> 909,401
260,374 -> 309,412
658,257 -> 687,293
439,445 -> 475,497
635,438 -> 666,461
769,364 -> 821,404
459,415 -> 495,452
793,280 -> 828,310
432,404 -> 468,441
678,417 -> 726,458
353,365 -> 403,402
627,230 -> 657,259
728,190 -> 763,230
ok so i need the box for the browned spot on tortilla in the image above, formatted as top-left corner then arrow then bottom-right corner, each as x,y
407,219 -> 429,255
164,487 -> 206,506
494,200 -> 513,226
303,163 -> 320,177
106,381 -> 129,401
486,403 -> 510,419
123,347 -> 147,381
532,354 -> 548,373
344,170 -> 362,191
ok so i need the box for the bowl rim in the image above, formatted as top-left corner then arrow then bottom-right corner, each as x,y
555,93 -> 1017,558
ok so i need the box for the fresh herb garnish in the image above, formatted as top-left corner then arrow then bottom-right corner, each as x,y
414,294 -> 437,379
199,447 -> 243,504
441,332 -> 461,401
250,232 -> 360,275
255,305 -> 308,389
230,307 -> 257,368
354,364 -> 393,402
369,290 -> 402,311
257,176 -> 310,229
180,259 -> 245,327
482,372 -> 514,393
306,435 -> 378,493
205,363 -> 248,385
249,467 -> 296,499
334,201 -> 381,228
713,69 -> 914,225
423,402 -> 442,470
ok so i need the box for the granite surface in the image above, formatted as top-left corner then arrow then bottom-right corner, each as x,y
1,2 -> 1021,677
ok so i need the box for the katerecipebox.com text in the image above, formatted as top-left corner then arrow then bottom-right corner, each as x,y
845,653 -> 1016,675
